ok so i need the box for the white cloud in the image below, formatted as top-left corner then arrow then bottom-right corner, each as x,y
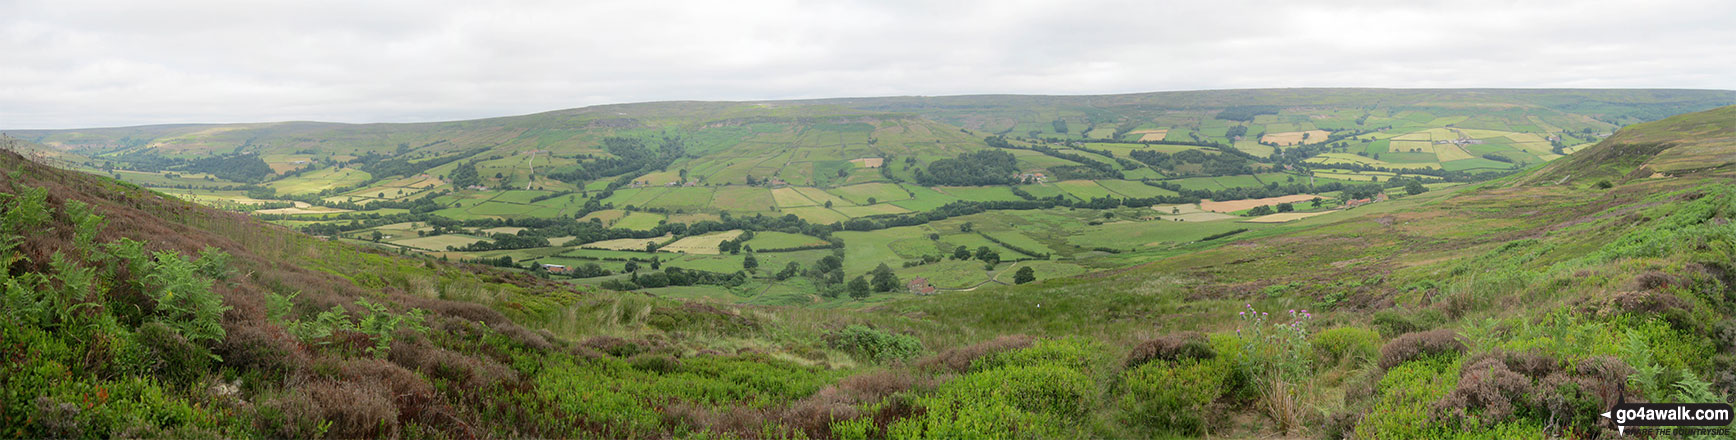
1,0 -> 1732,128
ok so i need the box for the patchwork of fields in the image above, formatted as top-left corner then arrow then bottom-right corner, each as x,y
46,89 -> 1715,307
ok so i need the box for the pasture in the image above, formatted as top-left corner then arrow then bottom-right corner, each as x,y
745,232 -> 829,250
389,234 -> 488,251
1260,130 -> 1331,146
1053,180 -> 1114,200
711,186 -> 776,211
826,182 -> 909,205
1066,218 -> 1260,249
783,207 -> 850,224
771,187 -> 817,207
661,230 -> 745,255
1130,129 -> 1169,141
1149,204 -> 1238,222
833,204 -> 911,217
1200,194 -> 1322,212
934,186 -> 1022,202
834,226 -> 939,275
1244,211 -> 1335,223
582,234 -> 674,251
895,260 -> 992,289
268,167 -> 371,195
613,212 -> 666,230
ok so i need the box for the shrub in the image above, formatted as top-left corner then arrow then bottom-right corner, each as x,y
582,336 -> 650,357
1119,358 -> 1228,435
628,353 -> 681,374
307,380 -> 398,438
826,325 -> 924,363
1125,331 -> 1214,368
389,341 -> 518,390
283,299 -> 427,359
972,338 -> 1102,373
142,251 -> 231,347
1372,308 -> 1445,337
835,370 -> 920,402
1431,356 -> 1536,426
1313,326 -> 1381,366
192,247 -> 233,281
892,364 -> 1092,438
915,334 -> 1033,373
134,321 -> 211,385
1354,354 -> 1461,438
1379,329 -> 1466,369
216,323 -> 308,378
252,391 -> 328,438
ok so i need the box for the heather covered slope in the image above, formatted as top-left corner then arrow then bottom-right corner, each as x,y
878,107 -> 1736,437
1524,104 -> 1736,185
0,147 -> 884,438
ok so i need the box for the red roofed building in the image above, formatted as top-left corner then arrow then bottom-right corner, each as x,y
908,277 -> 937,295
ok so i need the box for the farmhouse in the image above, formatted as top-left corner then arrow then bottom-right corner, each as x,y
908,277 -> 937,295
539,264 -> 572,274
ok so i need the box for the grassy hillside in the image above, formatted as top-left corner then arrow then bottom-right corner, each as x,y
1524,105 -> 1736,185
3,98 -> 1735,439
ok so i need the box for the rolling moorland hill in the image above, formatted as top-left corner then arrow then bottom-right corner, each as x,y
3,88 -> 1731,306
0,100 -> 1732,439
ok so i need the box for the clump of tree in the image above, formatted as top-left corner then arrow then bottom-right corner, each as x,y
1406,179 -> 1428,195
449,160 -> 482,188
848,276 -> 872,299
913,150 -> 1020,186
1225,125 -> 1249,139
602,267 -> 746,290
870,263 -> 900,293
181,153 -> 275,183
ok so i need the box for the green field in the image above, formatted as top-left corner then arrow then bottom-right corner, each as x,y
744,231 -> 829,250
826,182 -> 910,205
834,225 -> 939,275
934,186 -> 1022,202
268,167 -> 371,195
1053,180 -> 1114,200
613,211 -> 666,230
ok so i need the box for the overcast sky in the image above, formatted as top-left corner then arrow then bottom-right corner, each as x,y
3,0 -> 1732,129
